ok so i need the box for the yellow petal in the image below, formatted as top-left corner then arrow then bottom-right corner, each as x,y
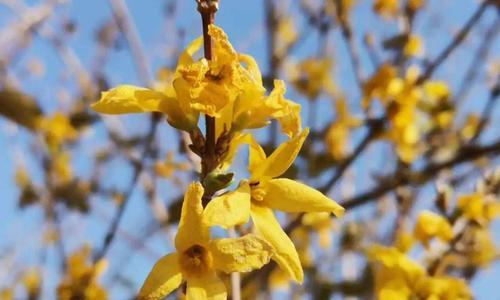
239,54 -> 263,86
250,204 -> 303,283
91,85 -> 167,114
209,234 -> 273,273
414,211 -> 453,246
138,253 -> 183,300
260,178 -> 344,216
178,37 -> 203,67
204,182 -> 251,229
250,129 -> 309,181
175,182 -> 210,252
186,272 -> 226,300
248,135 -> 267,178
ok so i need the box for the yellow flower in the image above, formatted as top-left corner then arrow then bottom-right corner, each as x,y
367,245 -> 426,299
407,0 -> 426,12
460,114 -> 480,141
276,17 -> 297,57
37,112 -> 78,152
413,210 -> 453,246
394,231 -> 415,253
457,193 -> 500,225
204,129 -> 344,283
0,289 -> 13,300
302,212 -> 335,249
464,228 -> 497,267
404,35 -> 424,58
422,81 -> 453,130
154,152 -> 190,178
414,276 -> 472,300
22,268 -> 41,298
138,182 -> 273,300
367,245 -> 472,300
362,63 -> 398,106
373,0 -> 399,19
57,246 -> 108,300
91,83 -> 198,132
52,151 -> 73,183
324,98 -> 361,160
229,79 -> 302,138
290,58 -> 336,100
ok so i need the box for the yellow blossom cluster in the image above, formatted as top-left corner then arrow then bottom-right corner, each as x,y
91,24 -> 344,300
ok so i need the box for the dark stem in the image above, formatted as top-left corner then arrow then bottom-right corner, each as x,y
416,0 -> 491,85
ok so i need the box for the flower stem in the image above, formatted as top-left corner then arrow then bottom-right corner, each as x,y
197,1 -> 218,182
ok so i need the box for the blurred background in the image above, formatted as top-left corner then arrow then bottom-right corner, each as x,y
0,0 -> 499,299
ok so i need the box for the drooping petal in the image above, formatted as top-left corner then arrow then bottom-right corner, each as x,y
203,182 -> 251,229
91,85 -> 167,114
238,54 -> 263,86
175,182 -> 210,252
186,272 -> 227,300
250,128 -> 309,181
138,253 -> 183,300
178,36 -> 203,67
250,204 -> 303,283
209,234 -> 273,273
260,178 -> 344,217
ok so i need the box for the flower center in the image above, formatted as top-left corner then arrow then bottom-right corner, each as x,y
179,244 -> 213,277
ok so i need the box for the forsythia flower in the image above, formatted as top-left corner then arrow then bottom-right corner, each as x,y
367,245 -> 472,300
37,112 -> 78,152
91,25 -> 301,138
373,0 -> 399,19
138,182 -> 273,300
457,193 -> 500,225
57,246 -> 108,300
464,227 -> 498,267
204,129 -> 344,282
324,98 -> 361,160
276,17 -> 297,57
289,57 -> 336,100
404,35 -> 424,58
154,152 -> 190,178
413,210 -> 453,246
460,114 -> 480,141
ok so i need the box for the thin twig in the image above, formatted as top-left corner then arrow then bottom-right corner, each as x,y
455,17 -> 499,105
109,0 -> 154,86
416,0 -> 491,85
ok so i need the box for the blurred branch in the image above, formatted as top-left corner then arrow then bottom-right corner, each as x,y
417,0 -> 492,84
108,0 -> 154,86
455,16 -> 499,105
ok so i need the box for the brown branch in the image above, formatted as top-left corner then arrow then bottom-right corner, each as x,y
109,0 -> 154,86
416,0 -> 491,85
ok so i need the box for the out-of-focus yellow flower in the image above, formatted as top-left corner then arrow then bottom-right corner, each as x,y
138,183 -> 273,300
367,245 -> 426,299
290,58 -> 336,100
362,63 -> 398,106
464,228 -> 497,267
367,245 -> 472,300
460,114 -> 480,141
395,230 -> 415,253
276,17 -> 297,57
0,289 -> 14,300
407,0 -> 426,12
154,152 -> 190,178
422,81 -> 454,130
404,35 -> 424,57
57,246 -> 108,300
22,268 -> 41,298
327,0 -> 357,26
269,268 -> 291,291
37,112 -> 78,152
324,98 -> 361,160
457,193 -> 500,225
413,210 -> 453,246
414,276 -> 472,300
373,0 -> 399,19
291,227 -> 314,268
302,212 -> 335,249
53,151 -> 73,183
204,130 -> 344,283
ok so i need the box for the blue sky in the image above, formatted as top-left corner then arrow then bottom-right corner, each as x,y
0,0 -> 499,299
